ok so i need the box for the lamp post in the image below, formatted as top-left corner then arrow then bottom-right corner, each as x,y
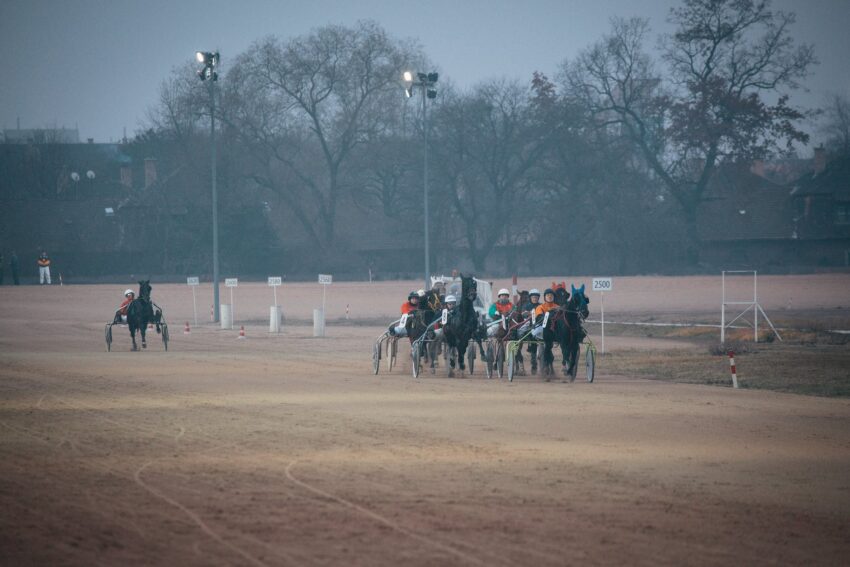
196,51 -> 220,322
403,71 -> 438,290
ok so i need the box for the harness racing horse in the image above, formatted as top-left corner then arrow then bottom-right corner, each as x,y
442,275 -> 486,377
406,290 -> 442,372
541,284 -> 590,379
127,280 -> 162,351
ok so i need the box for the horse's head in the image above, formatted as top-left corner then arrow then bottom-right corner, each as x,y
138,280 -> 152,300
425,290 -> 442,313
460,274 -> 477,303
569,284 -> 590,318
554,287 -> 570,306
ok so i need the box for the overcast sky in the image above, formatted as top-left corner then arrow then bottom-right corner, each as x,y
1,0 -> 848,148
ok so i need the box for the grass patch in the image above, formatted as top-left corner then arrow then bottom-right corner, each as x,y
602,343 -> 850,397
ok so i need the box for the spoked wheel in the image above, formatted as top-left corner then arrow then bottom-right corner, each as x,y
585,344 -> 596,383
411,341 -> 422,378
105,324 -> 112,352
495,342 -> 505,379
161,323 -> 169,351
372,340 -> 382,374
387,337 -> 398,371
467,341 -> 476,375
485,342 -> 494,379
507,348 -> 516,382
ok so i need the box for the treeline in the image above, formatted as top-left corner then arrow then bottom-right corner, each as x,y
129,0 -> 825,277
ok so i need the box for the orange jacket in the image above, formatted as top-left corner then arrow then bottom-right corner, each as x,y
401,302 -> 418,315
534,301 -> 558,318
38,256 -> 50,267
119,297 -> 133,316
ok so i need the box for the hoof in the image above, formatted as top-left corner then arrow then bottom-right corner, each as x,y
562,366 -> 569,376
142,343 -> 147,349
448,369 -> 454,378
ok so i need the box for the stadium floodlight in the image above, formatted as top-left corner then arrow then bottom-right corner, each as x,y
196,51 -> 205,63
403,71 -> 413,83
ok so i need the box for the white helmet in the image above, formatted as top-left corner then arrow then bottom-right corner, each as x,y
497,288 -> 510,297
417,289 -> 426,297
124,289 -> 135,297
529,288 -> 541,296
445,294 -> 457,303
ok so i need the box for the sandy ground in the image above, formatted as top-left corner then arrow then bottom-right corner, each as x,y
1,276 -> 849,566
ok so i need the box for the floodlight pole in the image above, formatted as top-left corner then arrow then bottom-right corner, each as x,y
403,71 -> 438,290
422,84 -> 430,291
210,78 -> 220,323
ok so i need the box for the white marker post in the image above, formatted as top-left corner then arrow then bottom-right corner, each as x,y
316,274 -> 332,337
268,276 -> 282,333
592,277 -> 613,354
186,277 -> 200,327
225,278 -> 238,330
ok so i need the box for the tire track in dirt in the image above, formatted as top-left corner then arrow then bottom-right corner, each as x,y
3,377 -> 307,567
285,459 -> 490,566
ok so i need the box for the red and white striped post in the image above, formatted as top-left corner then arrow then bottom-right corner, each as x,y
728,351 -> 739,389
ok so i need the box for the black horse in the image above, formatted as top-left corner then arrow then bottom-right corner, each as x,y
406,290 -> 442,371
541,284 -> 590,379
127,280 -> 162,351
442,274 -> 486,377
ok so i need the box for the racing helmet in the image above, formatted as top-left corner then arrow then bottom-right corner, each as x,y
445,294 -> 457,304
408,291 -> 418,300
543,288 -> 555,298
497,288 -> 510,297
529,288 -> 541,297
124,289 -> 135,297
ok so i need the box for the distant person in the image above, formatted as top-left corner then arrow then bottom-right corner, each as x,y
10,251 -> 20,285
113,289 -> 135,324
0,252 -> 4,285
388,291 -> 419,337
37,250 -> 51,285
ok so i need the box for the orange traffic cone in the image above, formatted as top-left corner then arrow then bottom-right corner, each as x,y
238,325 -> 246,339
184,321 -> 191,335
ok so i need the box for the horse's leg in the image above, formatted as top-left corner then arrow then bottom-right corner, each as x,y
129,324 -> 138,351
141,324 -> 147,349
457,342 -> 467,375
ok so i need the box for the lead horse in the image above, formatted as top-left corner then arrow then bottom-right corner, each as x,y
127,280 -> 162,351
442,274 -> 486,377
541,284 -> 590,379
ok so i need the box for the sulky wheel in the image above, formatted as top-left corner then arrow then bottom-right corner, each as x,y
495,342 -> 505,379
161,324 -> 169,351
507,349 -> 516,382
485,342 -> 494,379
387,337 -> 398,371
372,340 -> 381,374
467,341 -> 476,375
585,344 -> 596,383
105,324 -> 112,352
411,341 -> 422,378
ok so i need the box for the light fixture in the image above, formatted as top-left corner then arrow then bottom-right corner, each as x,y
196,51 -> 205,63
70,172 -> 80,182
86,170 -> 95,179
104,207 -> 114,217
403,71 -> 413,83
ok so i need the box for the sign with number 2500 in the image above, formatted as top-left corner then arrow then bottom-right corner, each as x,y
592,278 -> 613,291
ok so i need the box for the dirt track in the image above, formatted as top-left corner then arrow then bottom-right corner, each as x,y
1,277 -> 849,565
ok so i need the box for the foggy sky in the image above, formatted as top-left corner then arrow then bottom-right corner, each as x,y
1,0 -> 848,146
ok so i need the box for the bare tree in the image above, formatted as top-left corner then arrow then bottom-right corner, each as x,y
432,80 -> 551,271
562,0 -> 815,263
226,21 -> 418,250
820,93 -> 850,157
